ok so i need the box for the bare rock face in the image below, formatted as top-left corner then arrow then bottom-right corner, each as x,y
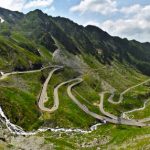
53,49 -> 89,73
0,124 -> 54,150
10,136 -> 54,150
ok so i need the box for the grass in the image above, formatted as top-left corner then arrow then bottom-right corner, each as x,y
37,124 -> 150,150
0,35 -> 42,72
72,81 -> 102,115
0,86 -> 42,130
103,82 -> 150,117
129,100 -> 150,119
0,71 -> 49,130
82,54 -> 148,92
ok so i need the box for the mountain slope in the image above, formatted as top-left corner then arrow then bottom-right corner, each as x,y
0,7 -> 150,149
0,7 -> 23,23
0,7 -> 149,75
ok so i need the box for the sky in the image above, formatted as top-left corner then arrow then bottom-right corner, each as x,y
0,0 -> 150,42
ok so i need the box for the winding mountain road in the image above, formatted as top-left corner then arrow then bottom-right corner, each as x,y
108,78 -> 150,104
122,98 -> 150,123
99,91 -> 150,124
1,65 -> 150,136
38,67 -> 63,112
99,92 -> 118,120
122,99 -> 150,119
47,78 -> 82,113
0,66 -> 98,135
99,80 -> 150,124
0,66 -> 52,80
67,78 -> 147,127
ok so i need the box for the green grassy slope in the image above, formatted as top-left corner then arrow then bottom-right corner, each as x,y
38,124 -> 150,150
0,71 -> 46,130
0,35 -> 42,72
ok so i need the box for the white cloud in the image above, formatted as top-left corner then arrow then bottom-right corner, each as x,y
0,0 -> 54,11
24,0 -> 53,9
120,4 -> 141,15
71,1 -> 150,42
85,4 -> 150,42
70,0 -> 118,15
0,0 -> 25,11
43,6 -> 55,14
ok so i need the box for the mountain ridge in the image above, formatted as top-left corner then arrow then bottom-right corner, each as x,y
0,7 -> 149,43
0,7 -> 150,75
